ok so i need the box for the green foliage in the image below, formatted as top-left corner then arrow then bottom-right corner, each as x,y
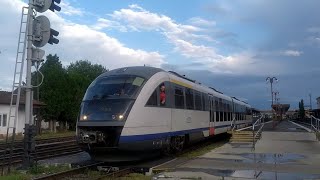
28,164 -> 71,175
35,130 -> 75,139
32,55 -> 107,129
102,173 -> 151,180
0,172 -> 30,180
298,99 -> 305,119
179,140 -> 227,158
36,54 -> 68,122
66,60 -> 107,128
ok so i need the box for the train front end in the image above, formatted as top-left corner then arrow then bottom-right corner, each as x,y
76,67 -> 162,158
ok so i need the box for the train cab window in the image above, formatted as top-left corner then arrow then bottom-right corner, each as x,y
174,87 -> 184,109
186,88 -> 194,110
159,84 -> 166,106
195,92 -> 202,110
146,90 -> 158,106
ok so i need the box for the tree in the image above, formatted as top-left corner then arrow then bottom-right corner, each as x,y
298,99 -> 305,119
36,54 -> 70,128
32,56 -> 107,130
66,60 -> 107,128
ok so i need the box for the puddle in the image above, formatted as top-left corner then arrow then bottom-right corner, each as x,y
210,153 -> 305,164
230,170 -> 320,180
157,168 -> 320,180
242,153 -> 305,164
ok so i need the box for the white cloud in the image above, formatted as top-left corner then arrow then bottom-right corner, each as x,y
282,50 -> 303,57
109,5 -> 219,58
108,4 -> 285,76
0,0 -> 166,89
188,17 -> 216,27
91,18 -> 128,32
307,26 -> 320,33
59,1 -> 84,16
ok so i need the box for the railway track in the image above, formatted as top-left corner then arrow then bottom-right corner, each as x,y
31,133 -> 230,180
0,136 -> 82,167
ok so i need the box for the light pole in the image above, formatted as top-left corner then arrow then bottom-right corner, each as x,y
266,77 -> 278,106
273,91 -> 279,104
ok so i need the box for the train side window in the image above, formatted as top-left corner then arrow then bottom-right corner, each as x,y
174,87 -> 184,109
185,88 -> 194,110
195,92 -> 202,110
146,89 -> 158,106
202,93 -> 206,111
159,83 -> 166,106
215,100 -> 218,112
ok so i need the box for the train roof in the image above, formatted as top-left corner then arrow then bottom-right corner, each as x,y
167,70 -> 250,107
98,66 -> 164,80
99,66 -> 250,107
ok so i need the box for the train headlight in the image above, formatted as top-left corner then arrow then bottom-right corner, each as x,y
112,114 -> 125,121
80,115 -> 88,121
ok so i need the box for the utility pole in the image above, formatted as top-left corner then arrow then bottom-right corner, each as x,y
266,77 -> 278,106
266,77 -> 278,127
22,0 -> 61,168
309,93 -> 312,110
273,91 -> 279,104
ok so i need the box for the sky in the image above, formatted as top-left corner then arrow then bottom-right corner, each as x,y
0,0 -> 320,110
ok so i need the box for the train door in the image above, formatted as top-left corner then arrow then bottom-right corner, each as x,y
209,95 -> 215,135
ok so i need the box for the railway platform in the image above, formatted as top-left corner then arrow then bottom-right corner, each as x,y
153,120 -> 320,179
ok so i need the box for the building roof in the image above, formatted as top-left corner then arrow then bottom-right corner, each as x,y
0,90 -> 45,106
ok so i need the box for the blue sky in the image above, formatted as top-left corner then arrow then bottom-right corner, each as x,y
0,0 -> 320,110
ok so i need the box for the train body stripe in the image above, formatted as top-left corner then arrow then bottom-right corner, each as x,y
119,122 -> 249,143
170,79 -> 193,88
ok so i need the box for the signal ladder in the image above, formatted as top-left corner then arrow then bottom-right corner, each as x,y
2,7 -> 30,174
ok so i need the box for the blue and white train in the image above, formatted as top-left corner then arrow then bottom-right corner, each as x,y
76,66 -> 252,155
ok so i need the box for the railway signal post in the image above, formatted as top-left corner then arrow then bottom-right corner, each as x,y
21,0 -> 61,168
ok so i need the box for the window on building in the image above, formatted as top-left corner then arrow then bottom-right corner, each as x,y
146,89 -> 158,106
2,114 -> 7,127
174,87 -> 184,109
0,115 -> 2,126
195,92 -> 202,110
185,88 -> 194,110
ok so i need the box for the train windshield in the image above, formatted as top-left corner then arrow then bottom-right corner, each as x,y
83,75 -> 145,100
80,75 -> 145,121
79,99 -> 134,121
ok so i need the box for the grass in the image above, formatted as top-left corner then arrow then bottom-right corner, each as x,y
35,130 -> 75,139
179,139 -> 228,158
102,173 -> 151,180
316,132 -> 320,140
0,164 -> 72,180
28,164 -> 72,175
0,172 -> 30,180
0,131 -> 76,143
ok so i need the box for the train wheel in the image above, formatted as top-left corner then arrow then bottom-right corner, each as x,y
171,135 -> 185,153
